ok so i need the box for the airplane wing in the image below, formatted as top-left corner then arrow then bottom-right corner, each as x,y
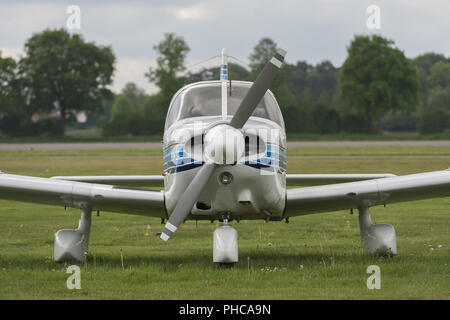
50,175 -> 164,187
0,173 -> 165,217
285,169 -> 450,217
49,173 -> 387,188
286,173 -> 396,186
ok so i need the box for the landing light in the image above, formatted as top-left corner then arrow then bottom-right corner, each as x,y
219,172 -> 233,185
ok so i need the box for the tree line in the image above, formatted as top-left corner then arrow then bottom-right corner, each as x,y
0,29 -> 449,137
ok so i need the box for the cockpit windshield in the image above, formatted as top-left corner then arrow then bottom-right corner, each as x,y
165,81 -> 284,129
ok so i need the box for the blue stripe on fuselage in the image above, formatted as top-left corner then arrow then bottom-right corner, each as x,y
163,143 -> 286,173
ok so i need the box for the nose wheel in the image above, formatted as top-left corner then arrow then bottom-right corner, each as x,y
213,218 -> 238,265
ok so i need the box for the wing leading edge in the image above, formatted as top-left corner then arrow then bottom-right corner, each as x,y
0,173 -> 165,217
285,169 -> 450,217
50,175 -> 164,187
286,173 -> 396,186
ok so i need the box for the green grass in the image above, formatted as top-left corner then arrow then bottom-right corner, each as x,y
287,146 -> 450,156
0,149 -> 163,158
0,148 -> 449,299
0,132 -> 163,143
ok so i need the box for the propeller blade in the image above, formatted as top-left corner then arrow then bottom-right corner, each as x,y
160,163 -> 217,241
229,48 -> 286,129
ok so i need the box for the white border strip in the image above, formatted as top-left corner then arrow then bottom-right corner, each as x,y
270,57 -> 282,68
160,233 -> 170,241
165,222 -> 178,233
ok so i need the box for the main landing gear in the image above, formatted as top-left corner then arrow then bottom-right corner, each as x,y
54,207 -> 92,262
51,206 -> 396,263
358,206 -> 397,256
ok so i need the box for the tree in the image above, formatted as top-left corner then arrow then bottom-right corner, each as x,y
428,61 -> 450,89
427,85 -> 450,111
418,107 -> 449,134
103,95 -> 140,136
0,52 -> 30,135
18,28 -> 115,136
140,93 -> 167,135
145,33 -> 190,99
249,38 -> 290,90
143,33 -> 190,136
288,61 -> 312,96
311,103 -> 340,134
102,82 -> 148,136
121,82 -> 147,110
0,52 -> 18,118
413,53 -> 447,76
417,60 -> 450,133
0,51 -> 16,98
288,60 -> 339,105
0,52 -> 16,133
339,35 -> 419,133
413,53 -> 448,107
249,37 -> 296,127
249,38 -> 278,75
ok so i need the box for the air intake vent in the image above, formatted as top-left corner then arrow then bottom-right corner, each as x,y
184,134 -> 204,159
244,133 -> 266,156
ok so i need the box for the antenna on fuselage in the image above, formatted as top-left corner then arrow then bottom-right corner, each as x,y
220,48 -> 228,120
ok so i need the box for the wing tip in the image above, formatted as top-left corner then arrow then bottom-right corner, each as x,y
277,48 -> 287,58
160,233 -> 170,241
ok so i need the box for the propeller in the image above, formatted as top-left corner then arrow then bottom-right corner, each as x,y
160,48 -> 286,241
160,163 -> 217,241
230,48 -> 286,129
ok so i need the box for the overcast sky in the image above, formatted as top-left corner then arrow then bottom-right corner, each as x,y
1,0 -> 449,94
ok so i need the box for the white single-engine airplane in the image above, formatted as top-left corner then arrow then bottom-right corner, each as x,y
1,48 -> 449,264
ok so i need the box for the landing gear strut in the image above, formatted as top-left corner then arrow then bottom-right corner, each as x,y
213,217 -> 238,265
54,207 -> 92,262
358,206 -> 397,256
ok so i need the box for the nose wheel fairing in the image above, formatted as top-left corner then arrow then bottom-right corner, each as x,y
213,222 -> 238,264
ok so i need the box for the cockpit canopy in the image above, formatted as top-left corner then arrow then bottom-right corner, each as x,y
165,81 -> 285,130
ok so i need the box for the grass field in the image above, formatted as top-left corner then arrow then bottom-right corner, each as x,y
0,147 -> 449,299
2,130 -> 450,143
